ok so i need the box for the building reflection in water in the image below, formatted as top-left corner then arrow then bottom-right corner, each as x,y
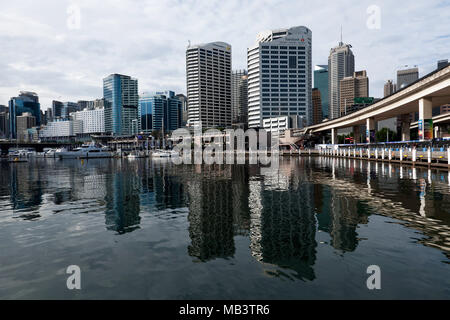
104,161 -> 141,234
186,165 -> 236,261
249,160 -> 318,281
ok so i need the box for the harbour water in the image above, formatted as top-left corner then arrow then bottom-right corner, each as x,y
0,157 -> 449,299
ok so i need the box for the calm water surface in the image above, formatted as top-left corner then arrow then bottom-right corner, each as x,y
0,157 -> 449,299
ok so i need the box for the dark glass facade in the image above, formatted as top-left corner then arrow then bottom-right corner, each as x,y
9,92 -> 41,139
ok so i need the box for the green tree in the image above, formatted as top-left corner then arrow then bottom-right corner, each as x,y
375,128 -> 397,142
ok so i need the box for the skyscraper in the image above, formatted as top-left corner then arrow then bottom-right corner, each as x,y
247,26 -> 313,128
103,74 -> 138,136
314,65 -> 329,119
384,80 -> 396,97
328,42 -> 355,120
52,100 -> 63,119
339,70 -> 369,117
61,102 -> 80,119
231,70 -> 249,125
9,91 -> 41,139
175,94 -> 188,127
396,67 -> 419,90
312,88 -> 322,125
138,91 -> 182,134
186,42 -> 232,128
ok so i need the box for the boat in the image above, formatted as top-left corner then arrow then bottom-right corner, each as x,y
8,150 -> 29,163
127,150 -> 147,159
56,144 -> 112,159
152,150 -> 172,158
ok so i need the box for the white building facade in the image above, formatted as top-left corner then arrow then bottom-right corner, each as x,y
72,107 -> 105,134
186,42 -> 232,128
39,120 -> 83,139
247,26 -> 312,128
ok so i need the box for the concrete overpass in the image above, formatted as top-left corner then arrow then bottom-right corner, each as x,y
303,65 -> 450,144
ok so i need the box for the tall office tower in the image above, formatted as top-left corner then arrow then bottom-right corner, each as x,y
61,102 -> 80,119
231,70 -> 249,125
103,74 -> 139,136
437,59 -> 449,70
9,91 -> 41,139
328,42 -> 355,120
314,65 -> 329,119
312,88 -> 322,125
247,26 -> 312,128
52,100 -> 63,119
339,70 -> 369,116
186,42 -> 232,128
16,112 -> 36,141
45,108 -> 53,123
175,94 -> 188,126
138,91 -> 182,134
396,67 -> 419,90
77,100 -> 95,110
384,79 -> 396,97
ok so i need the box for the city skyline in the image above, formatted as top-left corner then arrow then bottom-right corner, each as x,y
0,1 -> 449,109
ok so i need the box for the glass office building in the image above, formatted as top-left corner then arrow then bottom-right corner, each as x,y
247,26 -> 313,128
138,91 -> 182,134
314,65 -> 329,120
9,91 -> 41,139
103,74 -> 138,136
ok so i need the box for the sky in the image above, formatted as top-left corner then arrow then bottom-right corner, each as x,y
0,0 -> 449,109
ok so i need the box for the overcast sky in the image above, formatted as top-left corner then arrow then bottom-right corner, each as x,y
0,0 -> 449,109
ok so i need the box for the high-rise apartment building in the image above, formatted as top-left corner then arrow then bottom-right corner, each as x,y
103,74 -> 138,136
397,67 -> 419,90
247,26 -> 313,128
52,100 -> 63,119
328,42 -> 355,120
72,107 -> 106,134
339,70 -> 369,117
384,80 -> 396,97
312,88 -> 323,125
186,42 -> 232,128
138,91 -> 183,134
232,70 -> 248,125
9,91 -> 41,139
314,65 -> 329,119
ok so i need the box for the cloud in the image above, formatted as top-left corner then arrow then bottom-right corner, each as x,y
0,0 -> 449,109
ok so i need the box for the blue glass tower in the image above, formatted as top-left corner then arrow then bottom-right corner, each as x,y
138,91 -> 182,134
314,65 -> 329,120
9,91 -> 41,139
103,74 -> 138,136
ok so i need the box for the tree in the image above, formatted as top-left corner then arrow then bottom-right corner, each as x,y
375,128 -> 397,142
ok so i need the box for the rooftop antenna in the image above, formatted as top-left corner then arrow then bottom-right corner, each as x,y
340,25 -> 343,45
188,40 -> 191,47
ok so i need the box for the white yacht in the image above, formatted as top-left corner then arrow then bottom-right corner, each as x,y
56,145 -> 112,159
151,150 -> 172,158
8,150 -> 29,163
151,150 -> 180,158
127,150 -> 147,159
